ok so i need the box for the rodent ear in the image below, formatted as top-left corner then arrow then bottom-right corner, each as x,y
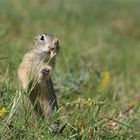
34,36 -> 38,41
33,36 -> 38,46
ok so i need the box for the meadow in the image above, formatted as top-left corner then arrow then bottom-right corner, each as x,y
0,0 -> 140,139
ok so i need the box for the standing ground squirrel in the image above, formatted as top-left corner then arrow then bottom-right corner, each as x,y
18,33 -> 60,123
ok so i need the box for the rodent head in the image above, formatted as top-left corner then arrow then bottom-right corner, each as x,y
33,33 -> 60,56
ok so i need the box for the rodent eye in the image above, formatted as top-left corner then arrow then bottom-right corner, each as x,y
40,35 -> 45,41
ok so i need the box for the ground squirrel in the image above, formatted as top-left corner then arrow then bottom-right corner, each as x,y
18,33 -> 59,122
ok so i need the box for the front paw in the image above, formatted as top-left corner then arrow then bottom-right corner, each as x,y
41,68 -> 50,76
38,68 -> 51,83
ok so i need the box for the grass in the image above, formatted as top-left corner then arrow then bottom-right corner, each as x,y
0,0 -> 140,139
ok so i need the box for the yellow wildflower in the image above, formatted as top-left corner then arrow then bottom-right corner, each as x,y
0,107 -> 7,117
86,98 -> 94,107
100,71 -> 111,91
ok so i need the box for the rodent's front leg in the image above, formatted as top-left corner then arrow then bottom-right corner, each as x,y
37,64 -> 52,83
41,68 -> 50,76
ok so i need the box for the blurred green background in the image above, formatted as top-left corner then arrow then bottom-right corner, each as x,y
0,0 -> 140,95
0,0 -> 140,139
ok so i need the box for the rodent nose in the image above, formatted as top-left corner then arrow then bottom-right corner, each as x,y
48,48 -> 51,54
44,48 -> 51,54
50,46 -> 55,51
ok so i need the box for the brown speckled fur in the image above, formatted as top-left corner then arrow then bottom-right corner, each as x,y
18,33 -> 59,120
